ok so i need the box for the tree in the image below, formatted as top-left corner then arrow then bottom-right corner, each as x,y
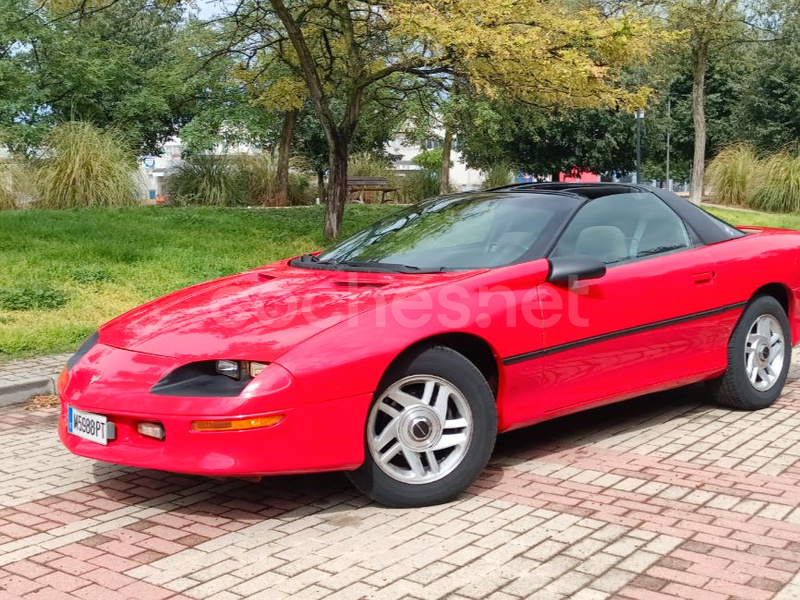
454,96 -> 638,177
663,0 -> 787,202
736,23 -> 800,150
221,0 -> 657,238
1,0 -> 208,154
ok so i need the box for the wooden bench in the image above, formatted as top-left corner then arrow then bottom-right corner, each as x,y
347,177 -> 398,204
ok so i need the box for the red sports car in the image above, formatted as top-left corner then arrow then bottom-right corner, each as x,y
59,183 -> 799,507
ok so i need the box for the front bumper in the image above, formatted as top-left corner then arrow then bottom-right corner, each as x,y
58,394 -> 371,476
58,343 -> 371,476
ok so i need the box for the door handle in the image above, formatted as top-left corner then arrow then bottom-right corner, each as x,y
693,271 -> 715,284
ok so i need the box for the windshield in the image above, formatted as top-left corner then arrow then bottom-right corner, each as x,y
306,192 -> 581,271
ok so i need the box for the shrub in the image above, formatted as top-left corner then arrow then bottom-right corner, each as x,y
413,149 -> 444,173
0,160 -> 37,209
165,155 -> 247,206
706,144 -> 760,206
0,284 -> 68,311
750,151 -> 800,213
34,122 -> 141,209
238,153 -> 312,206
0,161 -> 14,210
482,162 -> 513,189
349,152 -> 393,177
166,153 -> 312,207
0,180 -> 14,210
399,170 -> 441,202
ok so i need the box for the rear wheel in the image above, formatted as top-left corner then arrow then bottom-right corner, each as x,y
348,346 -> 497,507
709,295 -> 791,410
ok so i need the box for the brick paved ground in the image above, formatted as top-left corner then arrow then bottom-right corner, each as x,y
2,365 -> 800,599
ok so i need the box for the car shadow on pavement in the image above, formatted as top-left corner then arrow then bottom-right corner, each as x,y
492,382 -> 711,463
82,382 -> 713,517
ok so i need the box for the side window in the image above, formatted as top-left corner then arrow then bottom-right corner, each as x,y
551,193 -> 691,265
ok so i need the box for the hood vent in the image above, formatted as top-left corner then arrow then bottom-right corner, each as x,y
334,281 -> 387,288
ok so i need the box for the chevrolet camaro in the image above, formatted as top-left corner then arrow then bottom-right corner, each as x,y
59,183 -> 799,507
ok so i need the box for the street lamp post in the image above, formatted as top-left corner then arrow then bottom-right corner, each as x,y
666,97 -> 672,191
635,110 -> 645,185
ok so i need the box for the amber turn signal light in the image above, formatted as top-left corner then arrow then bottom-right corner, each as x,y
57,366 -> 69,394
191,415 -> 284,432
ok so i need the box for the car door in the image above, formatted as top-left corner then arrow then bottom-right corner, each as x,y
531,191 -> 726,416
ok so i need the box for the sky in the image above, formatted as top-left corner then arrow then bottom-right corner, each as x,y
194,0 -> 224,19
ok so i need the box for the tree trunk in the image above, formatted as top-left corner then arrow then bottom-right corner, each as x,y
274,109 -> 298,207
440,127 -> 453,195
324,141 -> 349,239
689,40 -> 709,205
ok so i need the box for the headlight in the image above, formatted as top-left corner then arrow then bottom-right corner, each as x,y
215,360 -> 269,380
216,360 -> 241,380
151,360 -> 270,397
66,331 -> 99,371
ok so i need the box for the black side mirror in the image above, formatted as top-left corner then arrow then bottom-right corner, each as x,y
547,256 -> 606,284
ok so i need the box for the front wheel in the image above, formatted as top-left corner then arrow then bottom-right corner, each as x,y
347,346 -> 497,507
709,295 -> 791,410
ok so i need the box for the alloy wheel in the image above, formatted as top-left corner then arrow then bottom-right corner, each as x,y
366,375 -> 473,484
744,314 -> 785,392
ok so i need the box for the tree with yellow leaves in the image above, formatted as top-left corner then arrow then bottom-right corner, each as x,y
246,0 -> 658,237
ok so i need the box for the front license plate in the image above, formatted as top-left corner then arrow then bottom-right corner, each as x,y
68,406 -> 110,445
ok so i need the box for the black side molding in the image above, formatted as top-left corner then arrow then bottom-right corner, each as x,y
503,301 -> 748,366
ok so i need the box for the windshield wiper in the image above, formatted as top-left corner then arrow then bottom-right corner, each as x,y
292,255 -> 442,273
333,260 -> 443,273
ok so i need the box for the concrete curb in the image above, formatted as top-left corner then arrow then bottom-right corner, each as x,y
0,374 -> 59,408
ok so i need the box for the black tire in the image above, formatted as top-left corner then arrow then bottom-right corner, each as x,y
347,346 -> 497,507
708,295 -> 791,410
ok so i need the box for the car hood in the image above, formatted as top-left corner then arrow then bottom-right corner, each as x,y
99,261 -> 473,362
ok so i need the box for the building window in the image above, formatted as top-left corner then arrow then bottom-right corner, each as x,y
425,138 -> 443,151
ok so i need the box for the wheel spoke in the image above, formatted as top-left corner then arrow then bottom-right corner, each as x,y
379,441 -> 402,464
374,418 -> 399,451
746,333 -> 761,348
757,318 -> 770,337
746,351 -> 756,375
425,451 -> 440,475
433,432 -> 467,451
444,417 -> 468,430
420,380 -> 436,404
430,384 -> 452,422
378,403 -> 401,419
771,346 -> 784,363
403,448 -> 425,477
389,389 -> 425,408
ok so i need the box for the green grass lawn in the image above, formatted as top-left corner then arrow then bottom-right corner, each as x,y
0,205 -> 398,361
1,202 -> 798,362
704,205 -> 800,230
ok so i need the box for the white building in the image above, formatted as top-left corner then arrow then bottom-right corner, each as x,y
385,131 -> 485,191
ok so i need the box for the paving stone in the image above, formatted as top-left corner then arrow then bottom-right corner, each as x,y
2,354 -> 800,598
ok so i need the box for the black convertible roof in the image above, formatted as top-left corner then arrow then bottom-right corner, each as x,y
495,182 -> 640,199
489,182 -> 744,245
